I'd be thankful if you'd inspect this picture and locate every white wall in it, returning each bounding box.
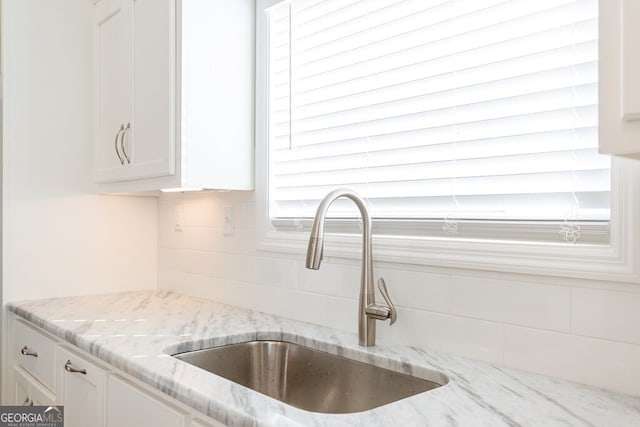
[1,0,158,303]
[158,190,640,397]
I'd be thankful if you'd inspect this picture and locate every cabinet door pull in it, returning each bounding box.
[22,397,31,406]
[120,122,131,164]
[114,124,125,165]
[64,360,87,375]
[21,346,38,358]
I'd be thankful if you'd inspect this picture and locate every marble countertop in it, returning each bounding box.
[8,291,640,427]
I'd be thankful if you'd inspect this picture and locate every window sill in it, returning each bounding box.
[257,159,640,283]
[259,230,637,283]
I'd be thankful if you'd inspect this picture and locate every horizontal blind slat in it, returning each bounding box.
[267,0,609,225]
[272,104,598,148]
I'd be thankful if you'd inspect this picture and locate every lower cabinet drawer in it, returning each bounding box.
[13,319,57,390]
[12,366,55,407]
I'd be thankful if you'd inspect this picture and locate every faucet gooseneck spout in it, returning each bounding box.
[305,188,397,347]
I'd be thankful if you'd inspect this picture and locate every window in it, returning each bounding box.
[256,0,639,282]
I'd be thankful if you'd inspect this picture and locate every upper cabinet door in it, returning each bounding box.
[94,0,175,183]
[128,0,176,180]
[95,0,133,181]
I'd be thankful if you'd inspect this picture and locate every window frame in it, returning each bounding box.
[255,0,640,283]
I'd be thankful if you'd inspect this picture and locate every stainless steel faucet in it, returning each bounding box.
[305,188,397,347]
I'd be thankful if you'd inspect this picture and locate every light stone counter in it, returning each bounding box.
[8,291,640,426]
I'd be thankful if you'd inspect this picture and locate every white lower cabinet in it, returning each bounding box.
[8,315,226,427]
[56,346,107,427]
[12,319,57,393]
[107,375,187,427]
[7,318,57,407]
[12,367,30,406]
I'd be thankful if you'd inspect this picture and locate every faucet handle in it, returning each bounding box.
[364,278,398,325]
[377,278,397,325]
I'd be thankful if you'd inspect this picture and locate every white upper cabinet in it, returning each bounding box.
[93,0,254,192]
[599,0,640,159]
[95,0,134,181]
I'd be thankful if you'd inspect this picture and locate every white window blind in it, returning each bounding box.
[266,0,610,243]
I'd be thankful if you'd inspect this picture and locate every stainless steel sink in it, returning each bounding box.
[172,340,445,414]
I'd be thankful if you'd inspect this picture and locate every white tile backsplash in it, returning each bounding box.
[246,255,299,288]
[376,268,451,313]
[451,276,571,332]
[379,307,505,365]
[504,325,640,397]
[572,287,640,345]
[324,296,358,333]
[298,260,361,298]
[202,252,249,281]
[159,225,220,252]
[157,191,640,397]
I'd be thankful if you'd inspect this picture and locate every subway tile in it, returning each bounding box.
[202,252,249,282]
[210,281,329,326]
[181,199,220,227]
[157,247,174,271]
[504,325,640,397]
[220,227,255,255]
[263,288,329,326]
[451,276,570,332]
[572,287,640,345]
[219,280,267,311]
[298,261,360,298]
[162,272,267,312]
[158,248,207,275]
[159,193,221,227]
[159,270,225,303]
[376,268,451,313]
[157,268,188,293]
[325,296,358,334]
[230,201,249,229]
[245,201,257,229]
[246,255,298,288]
[159,226,219,252]
[157,270,244,308]
[378,307,504,365]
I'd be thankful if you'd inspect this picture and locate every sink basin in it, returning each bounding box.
[172,340,445,414]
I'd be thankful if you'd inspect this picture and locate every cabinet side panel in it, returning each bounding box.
[181,0,255,189]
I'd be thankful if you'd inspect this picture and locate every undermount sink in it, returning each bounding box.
[172,340,445,414]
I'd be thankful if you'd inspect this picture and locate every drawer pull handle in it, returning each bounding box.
[64,360,87,375]
[21,346,38,358]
